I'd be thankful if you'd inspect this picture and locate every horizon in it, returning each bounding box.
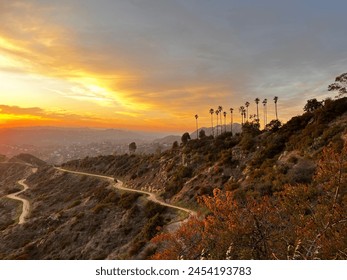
[1,1,346,132]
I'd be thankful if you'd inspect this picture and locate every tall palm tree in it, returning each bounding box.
[195,114,199,139]
[245,101,250,121]
[218,105,223,134]
[239,106,245,125]
[209,108,214,137]
[215,110,219,136]
[262,98,267,128]
[274,96,279,120]
[255,98,260,123]
[223,111,227,133]
[230,107,234,134]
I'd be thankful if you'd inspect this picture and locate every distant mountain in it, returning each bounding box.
[153,135,181,145]
[190,123,242,138]
[0,127,159,147]
[9,153,46,167]
[153,124,242,145]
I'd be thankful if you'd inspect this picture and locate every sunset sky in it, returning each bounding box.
[0,0,346,133]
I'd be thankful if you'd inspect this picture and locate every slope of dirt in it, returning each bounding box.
[0,166,177,259]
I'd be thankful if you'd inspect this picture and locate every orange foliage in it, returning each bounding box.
[151,143,347,259]
[150,216,204,260]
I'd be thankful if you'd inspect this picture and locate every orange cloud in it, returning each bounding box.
[0,1,237,121]
[0,104,192,132]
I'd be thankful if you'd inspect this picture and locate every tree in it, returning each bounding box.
[229,108,234,135]
[218,106,223,135]
[303,98,323,113]
[199,129,206,139]
[274,96,279,120]
[129,142,137,153]
[255,98,260,123]
[215,110,219,136]
[195,114,199,139]
[262,98,268,128]
[172,141,179,150]
[223,111,227,133]
[209,108,214,137]
[239,106,245,125]
[265,119,282,132]
[328,72,347,98]
[181,132,191,145]
[245,101,250,121]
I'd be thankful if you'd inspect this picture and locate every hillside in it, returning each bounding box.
[0,165,178,259]
[62,97,347,259]
[9,154,47,167]
[1,97,346,260]
[64,97,347,206]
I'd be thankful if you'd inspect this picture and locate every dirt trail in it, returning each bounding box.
[5,167,37,225]
[6,179,30,224]
[55,167,197,219]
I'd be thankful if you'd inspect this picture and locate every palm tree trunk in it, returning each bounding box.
[230,114,233,134]
[211,114,214,137]
[216,116,219,136]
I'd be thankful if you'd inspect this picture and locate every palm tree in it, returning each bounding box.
[223,111,227,133]
[230,108,234,134]
[195,114,199,139]
[262,98,267,128]
[239,106,245,125]
[245,101,250,121]
[209,108,214,137]
[215,110,219,136]
[218,105,223,134]
[274,96,279,120]
[255,98,260,123]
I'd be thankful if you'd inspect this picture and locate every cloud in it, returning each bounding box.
[0,0,346,130]
[0,105,44,116]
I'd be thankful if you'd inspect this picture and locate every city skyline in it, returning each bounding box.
[1,1,346,133]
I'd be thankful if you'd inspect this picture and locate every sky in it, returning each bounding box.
[0,0,346,133]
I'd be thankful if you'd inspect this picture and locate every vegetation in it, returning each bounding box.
[151,143,347,259]
[129,142,137,154]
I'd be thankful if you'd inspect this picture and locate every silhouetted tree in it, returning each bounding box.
[304,98,323,113]
[195,114,199,139]
[223,111,227,133]
[209,108,214,137]
[274,96,279,120]
[239,106,245,125]
[199,129,206,139]
[215,109,220,136]
[229,108,234,134]
[328,73,347,98]
[262,98,268,128]
[255,98,260,123]
[181,132,191,145]
[129,142,137,153]
[245,101,250,120]
[218,106,223,135]
[172,141,179,150]
[265,119,282,132]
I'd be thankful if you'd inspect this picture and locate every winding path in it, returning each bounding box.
[55,167,196,218]
[5,168,36,225]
